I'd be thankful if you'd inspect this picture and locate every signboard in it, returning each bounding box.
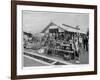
[49,28,58,33]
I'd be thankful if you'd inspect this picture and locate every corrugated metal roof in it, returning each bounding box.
[41,22,86,34]
[61,24,86,34]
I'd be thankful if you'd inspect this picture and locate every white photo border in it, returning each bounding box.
[17,5,95,75]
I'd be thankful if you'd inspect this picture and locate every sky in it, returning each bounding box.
[22,10,89,34]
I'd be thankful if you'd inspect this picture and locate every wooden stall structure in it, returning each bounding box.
[41,22,86,62]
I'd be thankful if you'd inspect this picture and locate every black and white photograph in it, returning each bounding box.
[22,10,89,67]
